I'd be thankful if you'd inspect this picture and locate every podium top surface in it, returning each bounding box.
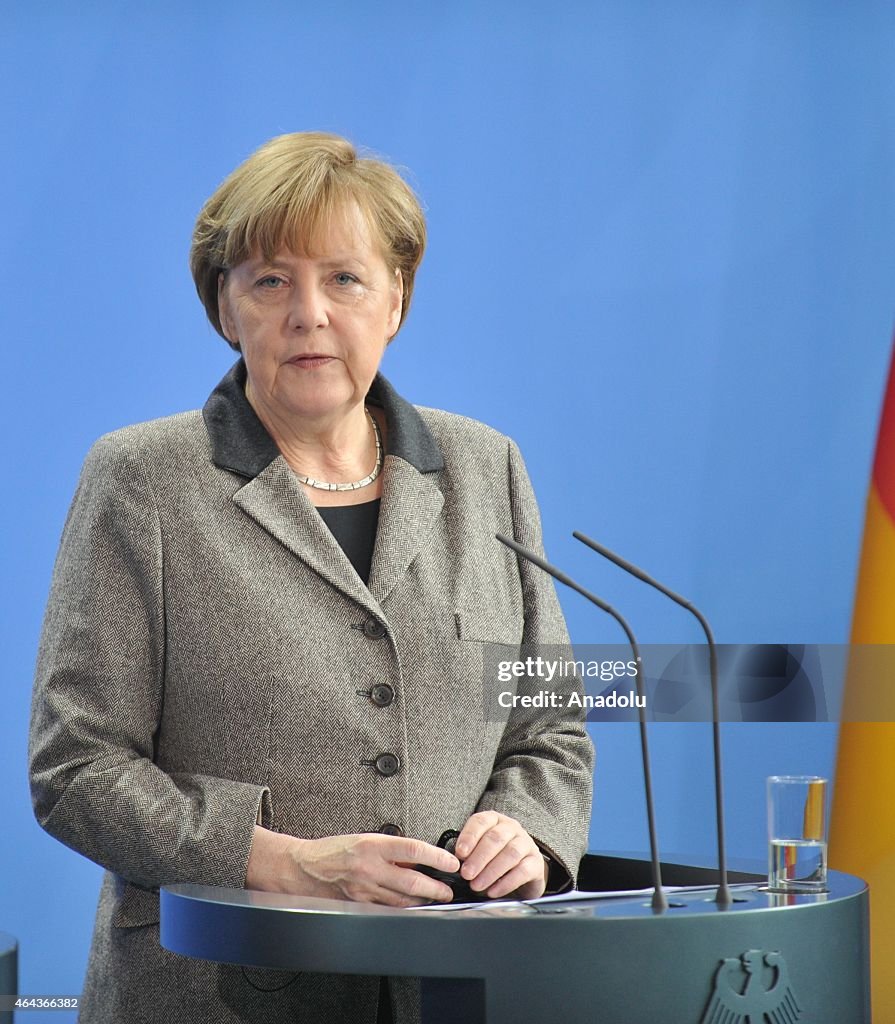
[162,867,864,924]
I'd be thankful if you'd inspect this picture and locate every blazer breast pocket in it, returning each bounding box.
[454,606,523,647]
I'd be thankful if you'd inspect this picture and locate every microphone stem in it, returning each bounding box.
[615,632,669,914]
[495,533,668,912]
[572,531,731,906]
[687,606,732,906]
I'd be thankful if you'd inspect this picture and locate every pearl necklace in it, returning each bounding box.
[292,408,383,492]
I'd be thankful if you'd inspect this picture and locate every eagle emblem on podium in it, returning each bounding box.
[701,949,801,1023]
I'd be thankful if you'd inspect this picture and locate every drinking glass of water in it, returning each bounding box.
[767,775,828,893]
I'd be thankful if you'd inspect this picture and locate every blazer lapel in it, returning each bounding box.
[204,360,447,615]
[233,457,380,614]
[368,455,445,607]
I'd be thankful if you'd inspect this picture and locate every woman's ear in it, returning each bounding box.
[217,272,238,346]
[387,268,404,341]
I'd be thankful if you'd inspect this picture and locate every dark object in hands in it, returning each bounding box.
[416,830,495,903]
[415,863,494,903]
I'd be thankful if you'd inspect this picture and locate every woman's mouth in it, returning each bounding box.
[288,354,334,368]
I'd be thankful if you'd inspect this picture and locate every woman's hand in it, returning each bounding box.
[454,811,548,900]
[246,826,461,907]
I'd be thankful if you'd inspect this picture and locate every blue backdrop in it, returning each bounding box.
[3,2,894,1016]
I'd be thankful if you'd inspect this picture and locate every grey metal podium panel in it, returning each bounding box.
[0,933,17,1024]
[161,870,869,1024]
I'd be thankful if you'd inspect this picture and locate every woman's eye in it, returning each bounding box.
[257,275,285,288]
[334,272,358,286]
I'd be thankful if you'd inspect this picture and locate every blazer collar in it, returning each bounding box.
[202,359,445,477]
[202,359,445,612]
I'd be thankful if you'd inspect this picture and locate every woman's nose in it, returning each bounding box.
[288,284,329,331]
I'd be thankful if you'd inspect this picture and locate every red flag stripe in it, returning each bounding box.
[873,346,895,521]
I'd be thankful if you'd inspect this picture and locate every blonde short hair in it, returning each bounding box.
[190,132,426,347]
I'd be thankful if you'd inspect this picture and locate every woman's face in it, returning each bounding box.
[219,203,402,428]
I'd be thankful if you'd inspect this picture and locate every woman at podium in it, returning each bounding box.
[28,132,594,1023]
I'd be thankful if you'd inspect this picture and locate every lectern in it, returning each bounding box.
[0,932,17,1024]
[161,855,869,1023]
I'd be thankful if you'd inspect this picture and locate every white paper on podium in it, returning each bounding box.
[412,882,759,912]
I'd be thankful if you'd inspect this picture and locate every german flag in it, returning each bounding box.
[830,340,895,1019]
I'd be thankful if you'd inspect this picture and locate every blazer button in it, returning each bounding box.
[370,683,395,708]
[363,618,387,639]
[380,823,404,837]
[375,753,401,777]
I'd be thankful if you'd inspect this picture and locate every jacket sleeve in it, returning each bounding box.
[28,435,271,892]
[474,439,595,891]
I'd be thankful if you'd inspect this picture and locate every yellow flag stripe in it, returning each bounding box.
[849,485,895,644]
[831,451,895,1017]
[831,486,895,866]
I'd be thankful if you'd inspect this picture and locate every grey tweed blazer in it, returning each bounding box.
[29,361,594,1024]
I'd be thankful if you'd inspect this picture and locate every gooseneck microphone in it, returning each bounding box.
[495,532,668,912]
[572,531,732,906]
